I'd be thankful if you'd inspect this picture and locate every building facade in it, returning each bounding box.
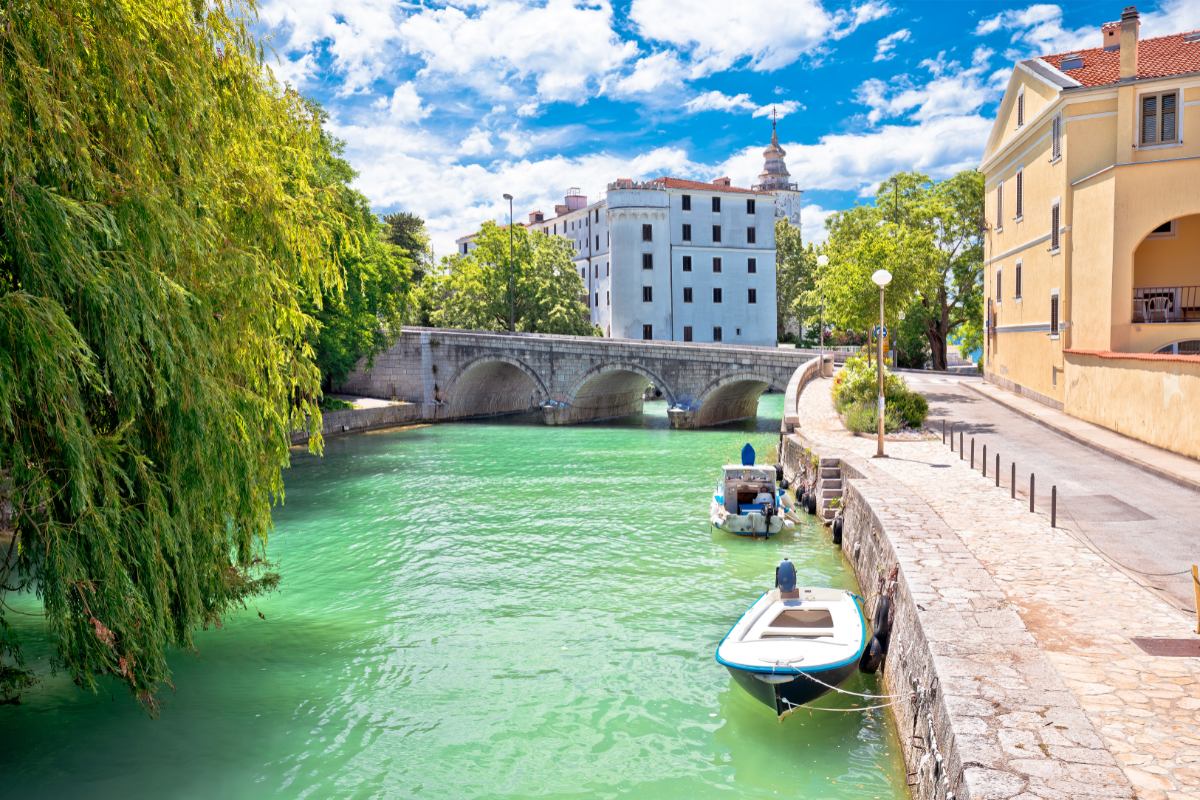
[980,5,1200,458]
[457,126,803,347]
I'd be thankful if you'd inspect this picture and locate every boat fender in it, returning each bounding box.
[806,493,817,516]
[775,559,797,592]
[774,463,784,481]
[832,517,843,545]
[873,596,893,644]
[859,636,884,674]
[779,478,789,490]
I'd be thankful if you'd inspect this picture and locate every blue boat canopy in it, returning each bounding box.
[741,443,755,466]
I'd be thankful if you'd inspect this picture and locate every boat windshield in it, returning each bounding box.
[768,609,834,628]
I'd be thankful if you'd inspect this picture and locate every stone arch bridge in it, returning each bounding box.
[338,327,828,428]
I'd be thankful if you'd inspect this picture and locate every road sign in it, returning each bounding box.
[874,326,888,338]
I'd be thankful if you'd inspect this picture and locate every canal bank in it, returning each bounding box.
[1,396,909,799]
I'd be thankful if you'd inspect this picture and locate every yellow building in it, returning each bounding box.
[981,6,1200,459]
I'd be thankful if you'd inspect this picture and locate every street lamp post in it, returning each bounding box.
[816,254,828,375]
[503,193,514,333]
[871,269,892,457]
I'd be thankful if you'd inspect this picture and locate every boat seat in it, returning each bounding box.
[739,503,767,513]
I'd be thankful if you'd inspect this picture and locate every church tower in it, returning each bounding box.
[752,110,803,229]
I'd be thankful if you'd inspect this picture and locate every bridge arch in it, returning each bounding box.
[443,355,550,419]
[689,370,786,428]
[558,361,676,423]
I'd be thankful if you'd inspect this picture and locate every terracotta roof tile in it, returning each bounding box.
[654,176,773,195]
[1042,29,1200,87]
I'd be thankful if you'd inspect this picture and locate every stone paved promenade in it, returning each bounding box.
[799,377,1200,799]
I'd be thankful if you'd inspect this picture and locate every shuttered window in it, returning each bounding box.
[747,226,756,244]
[643,253,653,269]
[683,326,692,342]
[713,257,722,273]
[1050,203,1061,251]
[1017,89,1025,127]
[1015,261,1022,299]
[747,199,756,214]
[1015,170,1023,219]
[748,258,757,274]
[1141,91,1179,145]
[996,267,1002,303]
[642,224,653,242]
[682,255,692,272]
[682,195,691,211]
[748,288,757,304]
[713,326,722,342]
[712,197,721,212]
[713,288,723,303]
[682,224,692,241]
[996,182,1004,230]
[1051,293,1060,334]
[683,287,693,303]
[643,324,652,340]
[712,225,722,242]
[643,286,653,302]
[1051,114,1062,160]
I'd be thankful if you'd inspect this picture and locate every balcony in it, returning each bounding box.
[1131,286,1200,323]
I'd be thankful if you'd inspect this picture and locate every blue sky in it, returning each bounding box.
[259,0,1199,256]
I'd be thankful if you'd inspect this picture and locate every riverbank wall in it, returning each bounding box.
[781,358,1128,800]
[290,403,425,446]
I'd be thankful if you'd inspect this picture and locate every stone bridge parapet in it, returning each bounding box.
[338,327,846,428]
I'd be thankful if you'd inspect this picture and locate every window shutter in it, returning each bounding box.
[987,298,994,341]
[997,268,1002,301]
[997,183,1004,229]
[1142,95,1157,144]
[1017,91,1025,126]
[1015,263,1022,298]
[1051,294,1060,334]
[1052,115,1061,160]
[1051,204,1060,250]
[1162,92,1177,142]
[1016,171,1023,218]
[642,224,652,242]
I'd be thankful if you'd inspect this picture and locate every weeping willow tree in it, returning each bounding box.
[0,0,348,708]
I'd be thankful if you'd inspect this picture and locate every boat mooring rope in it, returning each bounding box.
[765,658,917,701]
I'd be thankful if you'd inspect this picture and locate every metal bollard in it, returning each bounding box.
[996,453,1000,487]
[1011,462,1016,499]
[950,424,954,451]
[971,438,975,469]
[983,444,987,477]
[942,419,946,444]
[959,431,964,460]
[1051,486,1057,528]
[1030,473,1035,512]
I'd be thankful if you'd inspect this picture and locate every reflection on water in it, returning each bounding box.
[1,395,907,799]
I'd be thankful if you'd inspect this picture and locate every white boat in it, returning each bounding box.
[716,560,867,718]
[710,443,795,537]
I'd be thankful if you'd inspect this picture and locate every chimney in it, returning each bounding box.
[1101,20,1120,50]
[712,176,732,187]
[1119,6,1140,80]
[528,210,544,224]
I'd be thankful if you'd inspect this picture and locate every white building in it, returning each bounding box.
[457,124,802,347]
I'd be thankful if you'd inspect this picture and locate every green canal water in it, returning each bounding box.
[2,394,907,799]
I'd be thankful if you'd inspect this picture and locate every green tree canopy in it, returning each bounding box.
[383,212,433,284]
[422,223,598,336]
[0,0,346,708]
[775,219,818,341]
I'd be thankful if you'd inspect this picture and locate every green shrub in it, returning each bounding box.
[832,353,929,430]
[320,397,356,411]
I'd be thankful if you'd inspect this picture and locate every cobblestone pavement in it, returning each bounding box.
[799,377,1200,799]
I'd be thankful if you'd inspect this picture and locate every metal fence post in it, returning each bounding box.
[942,419,946,444]
[995,453,999,487]
[1030,473,1035,512]
[1051,486,1057,528]
[959,431,964,460]
[971,438,975,469]
[1011,462,1015,499]
[983,444,987,477]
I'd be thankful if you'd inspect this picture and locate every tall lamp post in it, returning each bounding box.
[503,193,515,332]
[816,254,828,373]
[871,269,892,457]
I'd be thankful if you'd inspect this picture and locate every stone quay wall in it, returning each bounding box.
[289,403,424,446]
[336,327,842,428]
[779,361,1130,800]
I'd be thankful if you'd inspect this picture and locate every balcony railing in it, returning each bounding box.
[1132,286,1200,323]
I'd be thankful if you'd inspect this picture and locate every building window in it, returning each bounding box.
[682,194,691,211]
[1015,168,1023,219]
[682,223,692,241]
[606,262,610,276]
[643,286,653,302]
[1016,87,1025,128]
[595,292,599,307]
[595,209,600,223]
[747,199,756,214]
[643,324,653,340]
[1014,260,1022,299]
[682,255,692,272]
[748,288,757,304]
[553,223,557,234]
[713,326,722,342]
[712,225,722,243]
[1140,91,1179,145]
[747,226,756,244]
[595,235,599,250]
[683,326,693,342]
[713,287,723,303]
[607,232,610,246]
[606,291,610,306]
[713,257,722,273]
[642,224,653,242]
[643,253,654,270]
[1050,291,1060,336]
[996,266,1002,303]
[748,258,757,274]
[1051,114,1062,161]
[683,287,693,303]
[996,181,1004,231]
[1050,201,1061,252]
[712,197,721,212]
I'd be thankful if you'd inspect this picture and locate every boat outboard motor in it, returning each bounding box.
[775,559,797,592]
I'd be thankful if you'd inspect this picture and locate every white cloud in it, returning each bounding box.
[630,0,892,75]
[798,204,838,244]
[460,128,494,156]
[873,28,911,61]
[516,102,541,118]
[1139,0,1200,37]
[398,0,637,103]
[752,101,803,118]
[685,91,758,114]
[374,81,432,122]
[974,4,1091,59]
[856,47,1003,124]
[609,51,686,96]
